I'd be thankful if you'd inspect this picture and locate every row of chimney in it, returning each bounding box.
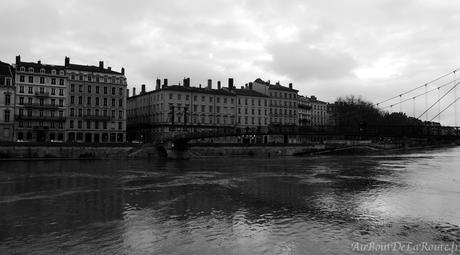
[15,55,125,75]
[130,78,237,97]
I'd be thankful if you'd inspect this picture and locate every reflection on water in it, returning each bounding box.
[1,148,460,254]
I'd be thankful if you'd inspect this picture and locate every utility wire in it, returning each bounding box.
[417,82,460,120]
[376,69,460,106]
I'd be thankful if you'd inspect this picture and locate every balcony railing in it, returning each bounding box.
[23,103,60,109]
[83,115,111,121]
[34,91,50,97]
[15,115,66,121]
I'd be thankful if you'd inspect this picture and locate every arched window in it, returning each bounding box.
[59,70,65,75]
[51,69,56,75]
[40,68,45,73]
[20,66,25,72]
[28,67,34,72]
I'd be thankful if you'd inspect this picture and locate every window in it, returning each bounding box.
[79,85,82,92]
[119,110,123,118]
[20,75,25,82]
[78,96,82,105]
[112,87,115,95]
[51,88,56,95]
[78,121,82,129]
[87,97,91,105]
[112,99,115,107]
[96,97,99,105]
[86,121,91,129]
[19,86,24,93]
[70,120,74,128]
[78,109,82,117]
[28,67,34,73]
[88,75,92,82]
[118,122,122,130]
[88,85,92,93]
[111,110,115,118]
[59,89,64,96]
[104,86,107,94]
[70,96,75,104]
[20,67,25,72]
[59,99,63,107]
[59,79,64,85]
[96,86,100,94]
[28,87,33,94]
[19,97,24,104]
[40,77,45,84]
[119,99,123,107]
[169,93,173,99]
[103,98,107,106]
[70,108,74,117]
[5,95,10,105]
[51,78,56,85]
[119,88,123,95]
[4,110,10,122]
[51,99,56,106]
[71,84,75,92]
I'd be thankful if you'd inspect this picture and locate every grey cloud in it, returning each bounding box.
[262,42,357,80]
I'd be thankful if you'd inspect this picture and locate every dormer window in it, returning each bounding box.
[59,70,64,75]
[20,67,25,72]
[28,67,34,72]
[51,69,56,75]
[40,68,45,73]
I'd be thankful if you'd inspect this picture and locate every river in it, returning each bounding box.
[1,147,460,254]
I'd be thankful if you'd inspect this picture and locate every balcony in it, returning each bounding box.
[34,91,50,97]
[23,103,60,110]
[83,115,111,121]
[15,115,66,121]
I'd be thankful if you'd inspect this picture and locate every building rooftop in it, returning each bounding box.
[254,78,298,92]
[16,61,66,74]
[0,61,13,77]
[66,63,123,75]
[232,88,269,97]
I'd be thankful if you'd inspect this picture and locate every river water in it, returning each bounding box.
[1,147,460,254]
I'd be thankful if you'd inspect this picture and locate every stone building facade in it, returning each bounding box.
[65,57,127,143]
[0,61,15,141]
[14,56,67,142]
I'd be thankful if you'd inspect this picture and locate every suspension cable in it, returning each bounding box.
[430,97,460,122]
[379,78,460,109]
[417,82,460,120]
[376,69,460,106]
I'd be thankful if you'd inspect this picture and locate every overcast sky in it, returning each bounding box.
[1,0,460,124]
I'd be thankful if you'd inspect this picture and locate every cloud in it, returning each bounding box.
[262,42,357,80]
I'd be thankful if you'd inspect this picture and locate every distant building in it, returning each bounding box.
[127,78,270,143]
[252,78,299,126]
[14,56,67,142]
[65,57,127,143]
[0,61,15,141]
[298,95,332,127]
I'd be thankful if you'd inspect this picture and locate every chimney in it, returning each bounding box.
[121,67,125,75]
[289,83,293,89]
[156,79,161,90]
[133,87,136,96]
[228,78,234,89]
[65,56,70,66]
[108,66,111,71]
[15,55,21,65]
[141,84,146,94]
[37,60,41,65]
[126,89,129,98]
[99,61,104,69]
[163,78,168,88]
[217,81,221,89]
[207,79,212,89]
[249,82,253,90]
[267,80,270,84]
[186,78,190,87]
[199,84,202,88]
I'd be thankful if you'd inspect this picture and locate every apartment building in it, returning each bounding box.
[301,95,331,127]
[252,78,298,126]
[14,56,67,142]
[127,78,271,143]
[0,61,15,141]
[65,57,127,143]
